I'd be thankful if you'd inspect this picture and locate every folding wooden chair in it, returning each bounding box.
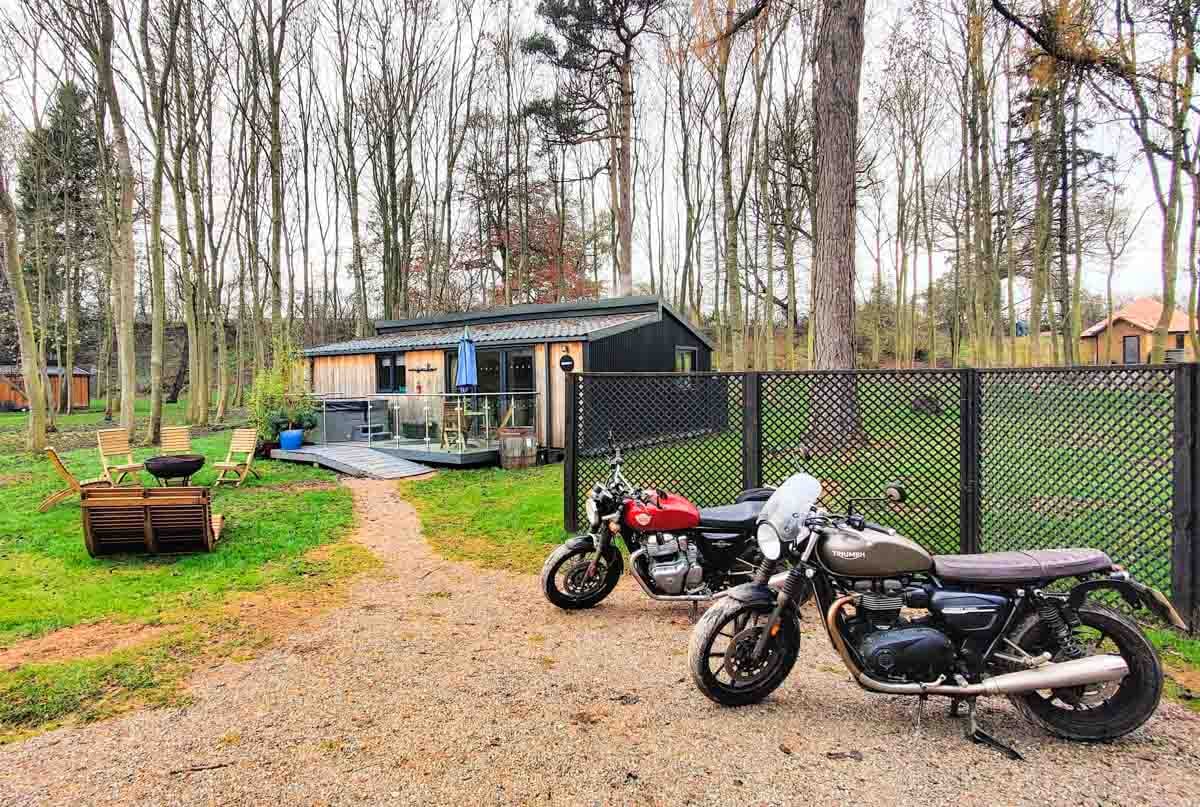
[96,428,144,485]
[440,398,465,450]
[40,447,112,512]
[213,428,260,487]
[159,425,192,454]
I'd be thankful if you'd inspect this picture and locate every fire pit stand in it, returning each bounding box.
[144,454,207,486]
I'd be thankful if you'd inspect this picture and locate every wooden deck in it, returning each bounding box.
[270,444,433,479]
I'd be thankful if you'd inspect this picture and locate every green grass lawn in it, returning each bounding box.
[400,464,568,575]
[0,431,374,741]
[0,396,232,454]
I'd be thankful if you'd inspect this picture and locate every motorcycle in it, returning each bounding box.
[688,473,1186,757]
[540,436,777,610]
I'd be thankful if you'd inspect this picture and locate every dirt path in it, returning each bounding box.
[3,478,1199,806]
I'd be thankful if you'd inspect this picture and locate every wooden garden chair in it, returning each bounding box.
[96,428,144,485]
[213,428,260,487]
[159,425,192,454]
[80,486,223,556]
[440,398,465,450]
[40,447,112,512]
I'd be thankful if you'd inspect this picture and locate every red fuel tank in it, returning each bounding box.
[623,491,700,532]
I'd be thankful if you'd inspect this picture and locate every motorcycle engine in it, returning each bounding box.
[851,591,954,683]
[644,533,704,595]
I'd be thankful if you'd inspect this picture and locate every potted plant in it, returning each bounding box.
[272,402,318,450]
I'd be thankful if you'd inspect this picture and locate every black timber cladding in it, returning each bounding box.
[586,309,712,372]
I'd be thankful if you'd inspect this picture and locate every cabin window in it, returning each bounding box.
[375,353,406,393]
[1177,334,1186,350]
[675,347,697,373]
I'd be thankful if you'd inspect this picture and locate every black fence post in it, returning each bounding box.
[1172,363,1198,633]
[958,368,981,554]
[564,372,580,532]
[743,372,761,492]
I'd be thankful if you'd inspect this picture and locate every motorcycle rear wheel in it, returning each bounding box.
[1005,602,1163,741]
[540,542,623,610]
[688,597,800,707]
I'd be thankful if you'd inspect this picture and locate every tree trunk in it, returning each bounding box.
[0,171,48,449]
[811,0,865,372]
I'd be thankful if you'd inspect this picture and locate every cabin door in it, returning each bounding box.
[1122,335,1141,364]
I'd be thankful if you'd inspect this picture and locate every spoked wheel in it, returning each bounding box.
[688,597,800,707]
[1005,603,1163,741]
[540,542,623,610]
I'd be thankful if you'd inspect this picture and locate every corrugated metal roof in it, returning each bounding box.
[0,365,93,376]
[304,313,657,357]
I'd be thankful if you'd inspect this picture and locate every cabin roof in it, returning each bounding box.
[303,312,660,357]
[1081,297,1190,338]
[0,365,93,377]
[304,296,712,357]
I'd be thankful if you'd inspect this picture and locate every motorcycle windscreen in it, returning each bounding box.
[758,473,822,542]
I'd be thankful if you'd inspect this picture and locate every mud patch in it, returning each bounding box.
[0,472,34,486]
[0,622,169,671]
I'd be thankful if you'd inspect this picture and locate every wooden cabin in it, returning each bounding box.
[1080,298,1196,365]
[303,297,712,449]
[0,365,92,410]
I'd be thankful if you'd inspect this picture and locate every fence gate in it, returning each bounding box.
[565,365,1200,631]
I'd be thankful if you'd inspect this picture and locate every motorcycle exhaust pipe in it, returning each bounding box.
[825,595,1129,698]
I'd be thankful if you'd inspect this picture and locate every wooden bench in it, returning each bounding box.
[80,487,224,556]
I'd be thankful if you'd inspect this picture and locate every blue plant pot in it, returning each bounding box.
[279,429,304,450]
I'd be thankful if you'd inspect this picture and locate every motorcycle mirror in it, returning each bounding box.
[885,483,906,504]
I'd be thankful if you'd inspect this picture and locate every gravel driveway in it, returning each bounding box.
[3,478,1199,806]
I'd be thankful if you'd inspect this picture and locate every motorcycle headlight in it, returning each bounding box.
[756,522,782,561]
[585,497,600,528]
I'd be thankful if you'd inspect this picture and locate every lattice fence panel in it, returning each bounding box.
[760,371,964,554]
[574,374,744,523]
[978,367,1176,594]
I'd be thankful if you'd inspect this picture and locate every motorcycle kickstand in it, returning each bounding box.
[963,698,1023,762]
[912,695,927,737]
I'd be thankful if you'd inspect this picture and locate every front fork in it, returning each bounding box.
[751,563,808,661]
[586,529,614,579]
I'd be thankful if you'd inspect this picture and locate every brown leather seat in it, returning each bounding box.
[932,549,1112,584]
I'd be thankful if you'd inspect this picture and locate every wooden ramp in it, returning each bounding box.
[270,444,432,480]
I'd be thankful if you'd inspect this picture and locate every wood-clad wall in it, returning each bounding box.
[533,344,548,446]
[0,374,89,409]
[548,342,584,448]
[311,355,375,396]
[402,349,445,395]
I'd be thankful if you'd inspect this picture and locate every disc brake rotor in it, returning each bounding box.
[721,624,778,686]
[561,556,606,597]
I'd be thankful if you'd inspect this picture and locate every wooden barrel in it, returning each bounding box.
[499,426,537,469]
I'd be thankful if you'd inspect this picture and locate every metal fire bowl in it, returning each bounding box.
[145,454,206,480]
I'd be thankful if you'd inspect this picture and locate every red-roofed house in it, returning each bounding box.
[1080,297,1195,364]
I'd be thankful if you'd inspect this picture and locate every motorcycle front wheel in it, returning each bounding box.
[540,542,624,610]
[1005,602,1163,741]
[688,597,800,707]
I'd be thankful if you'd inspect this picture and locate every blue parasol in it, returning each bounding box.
[455,326,477,392]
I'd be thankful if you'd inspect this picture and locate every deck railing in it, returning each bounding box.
[307,392,539,455]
